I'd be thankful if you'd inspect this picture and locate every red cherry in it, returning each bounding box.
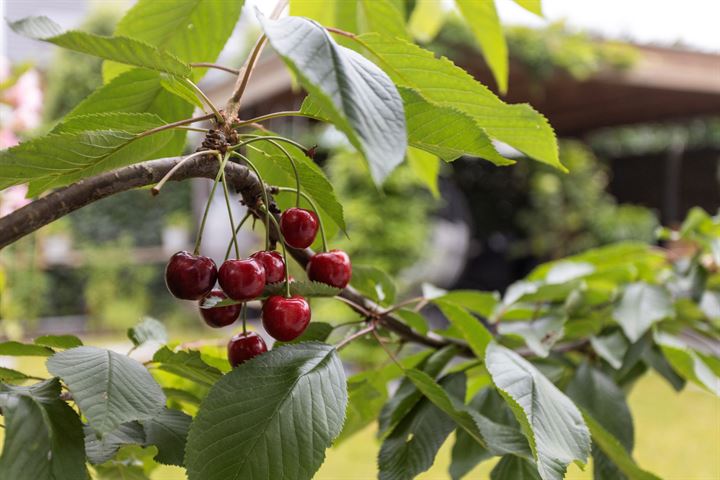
[227,331,267,367]
[199,290,240,328]
[280,208,319,249]
[262,295,311,341]
[250,251,286,284]
[165,251,217,300]
[307,249,352,289]
[218,258,266,301]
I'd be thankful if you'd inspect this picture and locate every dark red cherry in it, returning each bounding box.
[262,295,311,341]
[199,290,240,328]
[218,258,266,301]
[307,249,352,289]
[280,208,319,249]
[227,331,267,367]
[165,251,217,300]
[250,251,286,284]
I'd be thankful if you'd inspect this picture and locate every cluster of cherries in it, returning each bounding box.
[164,206,351,367]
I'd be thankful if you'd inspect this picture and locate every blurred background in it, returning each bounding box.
[1,0,718,478]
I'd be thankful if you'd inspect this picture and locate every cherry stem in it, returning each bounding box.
[230,152,271,251]
[382,296,426,315]
[136,112,215,139]
[176,126,210,133]
[151,150,218,196]
[233,110,323,127]
[334,296,374,317]
[241,302,247,334]
[224,212,252,261]
[184,78,223,123]
[335,323,376,351]
[325,26,357,38]
[262,205,292,298]
[218,153,240,259]
[230,34,267,105]
[228,135,309,155]
[190,62,241,75]
[193,158,225,255]
[264,138,301,208]
[276,187,328,252]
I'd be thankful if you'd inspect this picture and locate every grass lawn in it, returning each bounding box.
[2,336,718,479]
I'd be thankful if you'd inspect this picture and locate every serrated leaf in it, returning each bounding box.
[498,313,566,357]
[159,74,205,109]
[0,116,173,193]
[485,343,590,480]
[128,317,168,348]
[275,322,334,347]
[142,408,192,466]
[359,33,563,171]
[0,366,31,382]
[185,343,347,480]
[47,346,166,435]
[85,422,146,465]
[104,0,244,82]
[590,331,629,370]
[655,332,720,396]
[260,15,407,184]
[400,87,513,165]
[378,373,465,480]
[33,334,83,349]
[0,341,54,356]
[0,378,87,480]
[435,300,493,358]
[456,0,508,93]
[152,346,223,388]
[491,455,542,480]
[10,16,190,77]
[351,265,397,306]
[247,135,346,232]
[613,282,673,342]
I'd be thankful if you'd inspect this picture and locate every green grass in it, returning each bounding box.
[2,336,718,479]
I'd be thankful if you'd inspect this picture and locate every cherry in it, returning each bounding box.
[250,251,286,284]
[227,331,267,367]
[280,208,319,249]
[218,258,266,301]
[262,295,311,341]
[165,251,217,300]
[199,290,240,328]
[307,249,352,289]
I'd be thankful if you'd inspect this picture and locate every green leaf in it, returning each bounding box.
[10,16,190,77]
[456,0,508,94]
[152,346,223,388]
[94,445,158,480]
[491,455,542,480]
[379,345,458,437]
[0,115,173,193]
[128,317,168,348]
[359,34,563,171]
[590,331,629,370]
[248,136,346,232]
[260,15,407,184]
[104,0,244,82]
[613,282,673,342]
[513,0,544,16]
[497,313,566,357]
[655,332,720,396]
[378,373,465,480]
[47,346,166,435]
[33,334,83,349]
[409,0,447,43]
[159,74,204,109]
[485,343,590,480]
[142,408,192,466]
[162,387,201,407]
[185,343,347,480]
[641,344,686,392]
[357,0,409,40]
[0,378,87,480]
[400,87,512,165]
[438,290,500,317]
[0,366,31,382]
[406,147,440,197]
[0,341,54,356]
[351,265,397,306]
[406,369,531,458]
[274,322,334,347]
[395,309,429,335]
[85,422,145,465]
[435,300,493,358]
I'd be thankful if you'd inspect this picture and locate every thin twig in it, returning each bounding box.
[325,26,357,38]
[382,296,426,315]
[190,62,241,75]
[334,295,375,317]
[184,78,224,123]
[151,150,218,195]
[336,323,376,350]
